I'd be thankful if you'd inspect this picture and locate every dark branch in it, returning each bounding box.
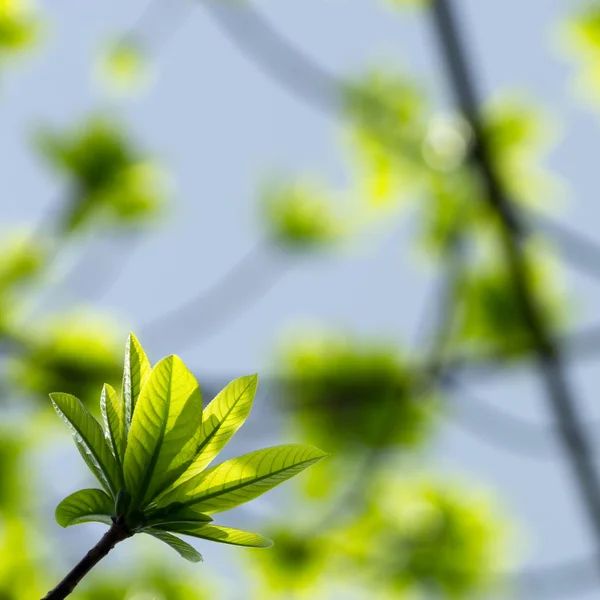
[42,519,131,600]
[429,0,600,577]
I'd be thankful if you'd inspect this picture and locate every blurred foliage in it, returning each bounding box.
[7,313,122,405]
[455,238,567,359]
[0,231,45,336]
[0,433,23,510]
[249,526,333,592]
[96,38,150,96]
[0,516,46,600]
[261,178,341,248]
[80,565,210,600]
[340,478,507,599]
[344,69,428,207]
[277,331,437,451]
[564,2,600,106]
[480,98,560,210]
[36,115,168,231]
[0,0,40,62]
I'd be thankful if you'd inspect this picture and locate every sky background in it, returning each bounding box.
[4,0,600,598]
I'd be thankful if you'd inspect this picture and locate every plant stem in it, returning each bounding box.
[42,518,131,600]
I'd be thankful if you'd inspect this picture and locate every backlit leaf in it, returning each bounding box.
[100,383,124,474]
[50,392,120,495]
[123,355,203,506]
[122,332,151,433]
[158,444,327,513]
[157,523,273,548]
[55,488,114,528]
[167,375,257,491]
[145,530,203,562]
[145,503,213,528]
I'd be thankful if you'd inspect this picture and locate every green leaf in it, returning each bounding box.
[123,355,203,506]
[145,503,213,528]
[100,383,124,475]
[50,392,120,495]
[166,375,257,493]
[55,488,114,528]
[155,523,273,548]
[122,332,151,434]
[158,444,328,513]
[145,530,203,562]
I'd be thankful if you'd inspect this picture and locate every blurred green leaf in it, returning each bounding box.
[9,313,122,405]
[343,69,428,206]
[0,230,45,293]
[96,37,150,96]
[278,332,436,450]
[35,115,168,231]
[564,3,600,106]
[342,478,508,598]
[261,178,341,247]
[248,526,332,590]
[0,0,40,60]
[456,239,567,359]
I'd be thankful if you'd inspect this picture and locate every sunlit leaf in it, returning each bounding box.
[168,375,257,490]
[158,444,327,513]
[122,332,151,435]
[50,392,120,495]
[100,383,124,472]
[145,503,213,528]
[55,488,114,527]
[145,530,203,562]
[156,523,273,548]
[123,355,203,506]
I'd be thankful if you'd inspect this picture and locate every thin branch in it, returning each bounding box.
[430,0,600,580]
[42,518,131,600]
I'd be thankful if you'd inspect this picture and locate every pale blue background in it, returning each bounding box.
[4,0,600,598]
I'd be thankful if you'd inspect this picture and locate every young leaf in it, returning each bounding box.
[55,488,114,528]
[145,530,203,562]
[100,383,124,474]
[145,503,213,527]
[154,523,274,548]
[123,355,203,506]
[164,375,257,493]
[158,444,328,513]
[50,392,120,495]
[122,332,151,433]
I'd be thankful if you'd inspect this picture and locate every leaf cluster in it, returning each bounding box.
[52,333,327,562]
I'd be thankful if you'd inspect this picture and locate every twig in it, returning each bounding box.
[41,518,131,600]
